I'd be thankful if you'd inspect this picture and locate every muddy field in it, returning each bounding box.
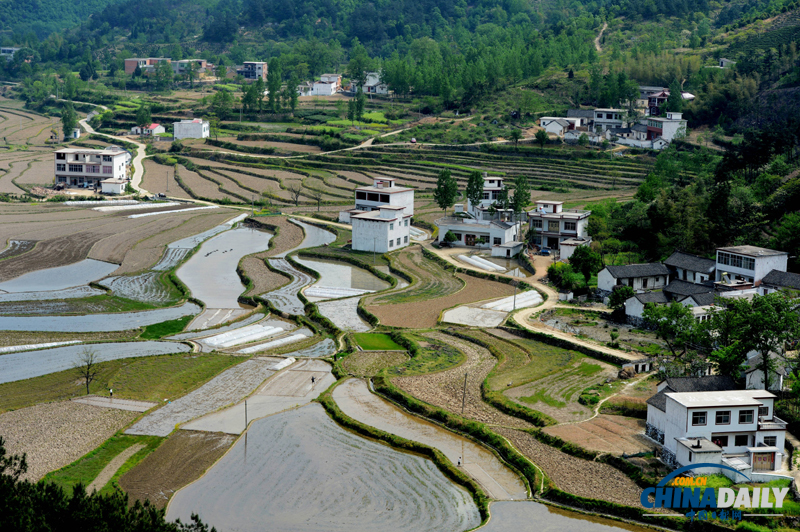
[264,258,314,315]
[0,401,138,481]
[119,430,236,509]
[166,404,481,532]
[101,272,178,303]
[342,351,410,377]
[141,160,192,199]
[543,415,651,455]
[394,332,531,429]
[315,296,371,332]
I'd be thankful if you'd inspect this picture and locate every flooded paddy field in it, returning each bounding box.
[0,259,118,291]
[0,341,191,384]
[167,404,482,532]
[0,286,105,302]
[294,257,390,292]
[235,328,313,354]
[125,358,283,437]
[478,501,651,532]
[334,379,527,500]
[183,359,333,434]
[0,240,35,261]
[177,227,272,309]
[100,272,179,304]
[0,301,200,332]
[275,219,336,257]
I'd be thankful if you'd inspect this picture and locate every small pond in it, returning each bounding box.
[0,259,119,292]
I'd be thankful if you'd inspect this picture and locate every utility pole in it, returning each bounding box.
[461,372,467,467]
[512,280,518,310]
[245,399,248,430]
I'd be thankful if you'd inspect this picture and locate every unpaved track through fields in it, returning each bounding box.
[86,443,145,493]
[394,333,532,429]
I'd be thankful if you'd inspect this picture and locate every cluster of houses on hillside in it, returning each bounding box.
[122,58,271,81]
[130,119,210,140]
[296,72,388,96]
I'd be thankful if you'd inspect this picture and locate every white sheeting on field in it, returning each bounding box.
[0,340,81,354]
[236,333,308,354]
[93,202,180,212]
[203,324,286,348]
[481,290,542,312]
[458,254,502,272]
[303,286,373,299]
[470,254,506,272]
[128,206,218,218]
[65,200,138,206]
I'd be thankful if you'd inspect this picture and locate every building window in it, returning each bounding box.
[404,220,408,227]
[56,164,65,172]
[493,238,501,245]
[739,410,754,424]
[716,411,731,425]
[103,155,112,162]
[397,238,401,246]
[356,191,367,200]
[642,278,648,289]
[758,407,769,418]
[531,219,542,229]
[389,223,394,230]
[454,233,462,241]
[564,221,576,231]
[692,412,707,426]
[367,192,379,202]
[404,236,408,243]
[56,153,66,160]
[103,166,112,174]
[380,194,389,203]
[764,436,777,447]
[483,192,490,200]
[688,451,692,462]
[548,221,560,232]
[712,436,729,447]
[68,164,83,172]
[734,435,749,446]
[389,239,393,248]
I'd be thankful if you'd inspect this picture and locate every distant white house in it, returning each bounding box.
[312,81,337,96]
[358,72,389,95]
[100,178,126,195]
[715,245,788,285]
[0,47,20,62]
[596,263,670,295]
[539,117,575,137]
[351,205,412,253]
[759,270,800,295]
[338,177,414,224]
[435,217,519,249]
[593,108,625,132]
[527,200,591,251]
[55,146,130,188]
[564,129,602,145]
[173,119,210,140]
[664,250,716,284]
[319,74,342,91]
[646,388,787,479]
[131,123,165,136]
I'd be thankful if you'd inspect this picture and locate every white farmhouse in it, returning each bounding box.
[358,72,389,95]
[644,112,687,142]
[130,123,165,136]
[593,108,625,132]
[527,200,591,251]
[55,146,130,189]
[173,119,210,140]
[312,81,337,96]
[715,245,788,284]
[435,217,518,249]
[596,263,670,295]
[350,206,411,253]
[339,177,414,223]
[538,117,572,137]
[646,387,787,479]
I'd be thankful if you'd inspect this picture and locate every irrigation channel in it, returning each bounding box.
[167,404,483,532]
[0,341,191,384]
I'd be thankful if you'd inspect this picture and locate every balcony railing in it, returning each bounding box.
[758,415,788,431]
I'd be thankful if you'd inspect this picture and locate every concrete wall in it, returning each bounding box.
[716,252,787,283]
[354,189,414,216]
[597,268,617,292]
[174,121,210,140]
[352,217,410,253]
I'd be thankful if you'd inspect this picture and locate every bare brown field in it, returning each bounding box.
[241,255,289,296]
[393,332,532,429]
[0,160,31,193]
[493,427,648,508]
[213,169,293,201]
[0,401,138,481]
[119,430,235,509]
[202,169,254,200]
[89,215,197,265]
[366,273,514,329]
[342,351,409,377]
[235,139,322,154]
[176,165,232,201]
[329,170,372,186]
[542,414,650,455]
[115,210,238,273]
[260,216,304,257]
[14,158,54,185]
[142,160,192,199]
[0,232,107,280]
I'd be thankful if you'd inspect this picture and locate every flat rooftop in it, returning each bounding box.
[676,438,721,453]
[717,246,787,257]
[355,184,414,193]
[55,147,127,155]
[666,389,775,408]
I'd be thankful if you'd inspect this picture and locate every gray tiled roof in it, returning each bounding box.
[647,376,738,412]
[632,124,648,132]
[634,291,669,304]
[761,269,800,290]
[687,292,716,306]
[605,263,670,279]
[664,251,716,273]
[567,109,595,119]
[663,280,714,297]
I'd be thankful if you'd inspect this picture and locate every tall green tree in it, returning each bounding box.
[642,301,697,360]
[433,169,459,216]
[510,174,531,223]
[535,129,549,151]
[253,77,266,114]
[465,171,485,217]
[267,58,282,113]
[60,102,77,140]
[211,90,233,120]
[355,87,366,122]
[287,75,299,113]
[568,245,603,285]
[663,79,684,113]
[155,60,173,91]
[346,39,372,90]
[135,104,151,128]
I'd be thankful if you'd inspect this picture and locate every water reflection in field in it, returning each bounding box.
[294,257,389,291]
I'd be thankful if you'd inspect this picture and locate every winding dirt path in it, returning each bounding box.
[595,22,608,53]
[87,443,145,493]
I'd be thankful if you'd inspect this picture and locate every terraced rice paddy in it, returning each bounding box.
[334,379,526,500]
[295,257,389,292]
[315,296,371,332]
[0,341,191,384]
[275,219,336,257]
[167,404,482,532]
[480,502,650,531]
[100,272,179,303]
[0,285,104,302]
[0,259,118,291]
[182,359,334,434]
[264,258,314,314]
[125,358,279,437]
[286,338,336,358]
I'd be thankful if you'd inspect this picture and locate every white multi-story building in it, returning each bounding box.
[644,111,687,142]
[646,388,787,478]
[339,177,414,223]
[1,47,20,62]
[54,147,130,188]
[173,119,210,140]
[527,200,591,250]
[350,206,411,253]
[319,74,342,91]
[593,108,625,132]
[312,81,337,96]
[715,245,788,284]
[238,61,267,81]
